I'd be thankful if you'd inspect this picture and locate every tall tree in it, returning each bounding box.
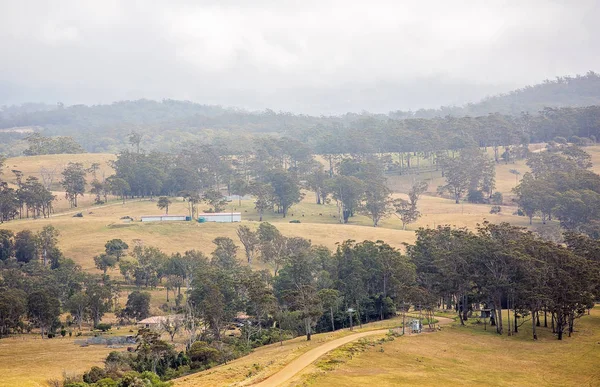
[37,225,59,267]
[330,175,365,223]
[157,196,172,214]
[0,229,14,261]
[265,170,302,218]
[105,239,129,261]
[27,290,60,338]
[236,225,259,265]
[274,243,322,341]
[61,162,86,207]
[361,183,393,227]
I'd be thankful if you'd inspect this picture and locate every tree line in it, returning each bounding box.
[0,156,55,222]
[1,75,600,155]
[106,135,501,228]
[514,144,600,238]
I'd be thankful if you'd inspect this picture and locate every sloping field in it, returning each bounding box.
[299,307,600,387]
[2,153,115,182]
[0,334,117,387]
[0,197,417,271]
[2,153,116,212]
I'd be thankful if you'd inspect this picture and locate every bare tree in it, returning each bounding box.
[39,166,60,190]
[160,315,184,342]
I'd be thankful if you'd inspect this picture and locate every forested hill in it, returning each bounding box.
[390,71,600,119]
[0,72,599,154]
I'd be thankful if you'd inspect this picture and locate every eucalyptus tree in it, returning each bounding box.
[61,162,87,207]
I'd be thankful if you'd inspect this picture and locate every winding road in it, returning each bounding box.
[252,316,453,387]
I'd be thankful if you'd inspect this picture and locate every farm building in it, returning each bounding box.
[198,212,241,223]
[138,315,183,329]
[141,215,190,222]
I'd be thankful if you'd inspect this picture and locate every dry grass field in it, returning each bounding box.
[175,316,412,387]
[296,307,600,387]
[2,153,116,212]
[0,332,122,387]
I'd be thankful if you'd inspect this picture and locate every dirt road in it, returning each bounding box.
[252,316,453,387]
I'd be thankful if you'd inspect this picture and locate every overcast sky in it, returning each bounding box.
[1,0,599,114]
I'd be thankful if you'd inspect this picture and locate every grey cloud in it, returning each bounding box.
[0,0,599,114]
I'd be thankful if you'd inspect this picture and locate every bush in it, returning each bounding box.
[83,366,106,383]
[289,220,301,223]
[95,379,119,387]
[47,333,55,338]
[95,323,112,332]
[467,190,485,204]
[491,192,503,205]
[490,206,502,214]
[119,371,170,387]
[120,291,151,321]
[188,341,221,368]
[554,136,567,144]
[61,329,67,337]
[64,383,89,387]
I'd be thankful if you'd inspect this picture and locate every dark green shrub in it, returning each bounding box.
[467,190,485,204]
[188,341,220,368]
[95,379,119,387]
[83,366,106,383]
[95,323,112,332]
[491,192,503,205]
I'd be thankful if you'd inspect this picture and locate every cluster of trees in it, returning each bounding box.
[0,158,55,221]
[111,139,450,228]
[3,220,598,386]
[410,222,599,340]
[1,74,600,154]
[0,227,119,337]
[23,133,85,156]
[437,148,496,204]
[514,145,600,237]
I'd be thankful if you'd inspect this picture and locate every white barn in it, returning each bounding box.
[198,212,241,223]
[141,215,188,222]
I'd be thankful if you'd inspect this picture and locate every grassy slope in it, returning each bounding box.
[2,153,116,212]
[297,307,600,387]
[0,332,122,387]
[175,317,411,387]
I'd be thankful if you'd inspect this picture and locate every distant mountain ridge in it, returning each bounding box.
[389,71,600,119]
[0,71,599,155]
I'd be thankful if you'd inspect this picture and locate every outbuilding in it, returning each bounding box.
[198,212,241,223]
[141,215,189,222]
[138,315,184,329]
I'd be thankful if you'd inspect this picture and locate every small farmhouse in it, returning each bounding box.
[138,315,183,329]
[141,215,190,222]
[198,212,241,223]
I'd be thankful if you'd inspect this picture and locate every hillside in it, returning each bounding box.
[7,145,600,270]
[390,71,600,118]
[1,72,599,155]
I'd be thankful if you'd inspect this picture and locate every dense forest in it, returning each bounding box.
[1,72,599,155]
